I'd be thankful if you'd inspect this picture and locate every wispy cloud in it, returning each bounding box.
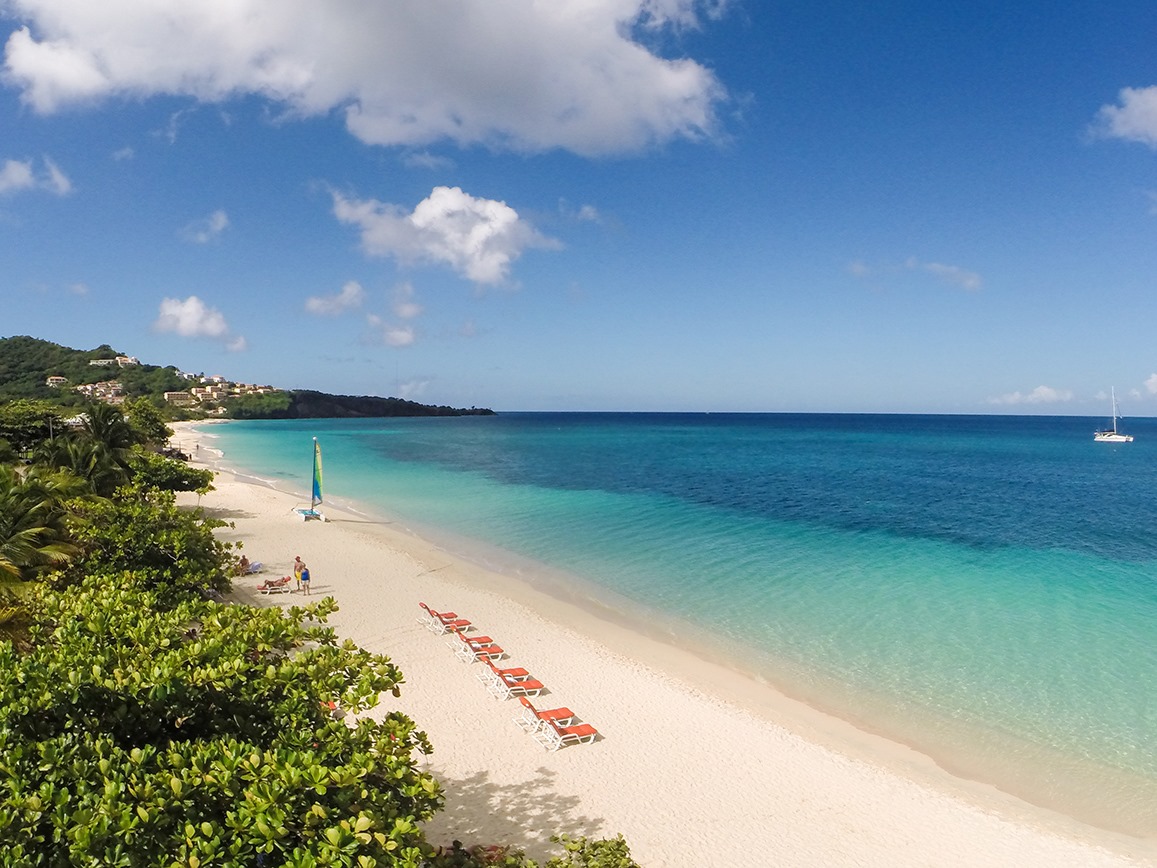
[392,282,422,320]
[987,385,1073,406]
[333,185,560,285]
[305,280,366,316]
[2,2,727,156]
[153,295,246,350]
[366,313,416,347]
[0,156,72,196]
[182,209,230,244]
[401,151,455,171]
[1094,86,1157,148]
[849,257,982,291]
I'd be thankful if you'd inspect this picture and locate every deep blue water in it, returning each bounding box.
[190,412,1157,836]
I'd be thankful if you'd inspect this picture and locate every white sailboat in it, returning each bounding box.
[1094,388,1133,442]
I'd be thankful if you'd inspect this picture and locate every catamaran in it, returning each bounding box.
[1094,388,1133,443]
[295,437,328,520]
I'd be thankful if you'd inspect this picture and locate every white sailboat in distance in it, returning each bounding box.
[1094,388,1134,443]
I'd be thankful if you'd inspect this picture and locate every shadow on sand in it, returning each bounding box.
[423,766,606,860]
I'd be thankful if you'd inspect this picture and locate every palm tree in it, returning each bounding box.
[0,465,83,581]
[82,402,139,460]
[33,436,128,498]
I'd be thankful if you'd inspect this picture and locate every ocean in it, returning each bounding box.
[190,412,1157,838]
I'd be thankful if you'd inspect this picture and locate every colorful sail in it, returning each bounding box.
[311,437,323,508]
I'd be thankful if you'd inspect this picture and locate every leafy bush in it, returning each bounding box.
[0,582,442,866]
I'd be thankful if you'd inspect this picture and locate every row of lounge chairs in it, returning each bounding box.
[417,602,599,751]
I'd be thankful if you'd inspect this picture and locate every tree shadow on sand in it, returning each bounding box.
[196,507,256,520]
[424,766,607,860]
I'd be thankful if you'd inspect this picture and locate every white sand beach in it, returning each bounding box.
[176,434,1154,867]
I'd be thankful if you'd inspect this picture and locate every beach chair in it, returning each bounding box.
[244,561,263,575]
[513,696,576,734]
[417,602,471,634]
[448,632,506,662]
[474,657,531,688]
[257,576,291,595]
[531,716,599,751]
[417,602,459,628]
[480,659,545,700]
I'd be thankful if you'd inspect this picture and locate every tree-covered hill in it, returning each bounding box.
[0,336,494,418]
[0,336,188,403]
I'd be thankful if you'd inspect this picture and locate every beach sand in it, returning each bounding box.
[176,433,1154,867]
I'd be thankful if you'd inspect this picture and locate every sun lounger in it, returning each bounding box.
[474,657,530,687]
[257,576,292,595]
[484,663,545,700]
[513,696,576,733]
[449,632,506,662]
[417,602,459,628]
[417,602,471,634]
[244,561,263,575]
[531,716,599,751]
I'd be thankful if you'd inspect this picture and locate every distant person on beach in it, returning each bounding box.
[293,556,305,591]
[236,554,250,576]
[300,566,311,595]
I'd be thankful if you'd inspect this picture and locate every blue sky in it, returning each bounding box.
[2,1,1157,414]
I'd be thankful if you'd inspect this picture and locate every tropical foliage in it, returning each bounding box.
[0,392,634,865]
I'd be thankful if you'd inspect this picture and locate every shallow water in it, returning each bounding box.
[191,413,1157,836]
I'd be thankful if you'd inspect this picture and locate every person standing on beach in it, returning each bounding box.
[300,565,311,595]
[293,556,305,591]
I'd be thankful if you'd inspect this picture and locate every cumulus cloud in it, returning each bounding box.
[3,0,728,156]
[392,282,422,320]
[305,280,365,316]
[1094,86,1157,148]
[987,385,1073,406]
[849,257,982,291]
[153,295,246,350]
[1145,373,1157,394]
[0,155,71,195]
[182,209,229,243]
[334,185,559,285]
[366,312,415,347]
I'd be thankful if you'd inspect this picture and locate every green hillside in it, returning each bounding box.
[0,336,493,418]
[0,336,188,404]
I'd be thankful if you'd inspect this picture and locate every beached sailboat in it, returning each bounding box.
[295,437,328,520]
[1094,389,1133,443]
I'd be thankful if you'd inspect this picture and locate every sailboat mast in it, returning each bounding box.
[310,437,322,511]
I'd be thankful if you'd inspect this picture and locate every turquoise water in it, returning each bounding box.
[191,413,1157,836]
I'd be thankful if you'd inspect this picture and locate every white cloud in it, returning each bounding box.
[334,185,559,285]
[305,280,365,316]
[0,155,71,195]
[1095,86,1157,148]
[153,295,246,349]
[402,151,455,171]
[2,1,727,156]
[383,325,415,347]
[112,146,134,161]
[365,312,416,347]
[67,282,89,295]
[1145,373,1157,394]
[849,257,981,291]
[904,257,982,291]
[0,159,35,193]
[182,209,229,243]
[397,378,429,399]
[987,385,1074,406]
[392,282,422,320]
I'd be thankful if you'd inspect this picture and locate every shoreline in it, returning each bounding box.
[173,422,1154,866]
